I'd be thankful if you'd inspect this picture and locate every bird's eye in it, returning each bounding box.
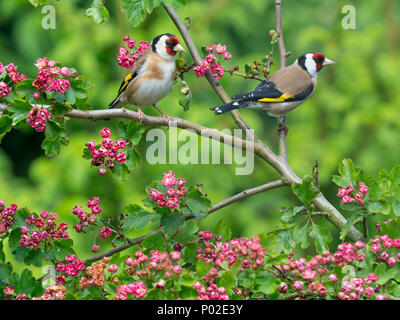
[166,41,175,48]
[313,57,323,63]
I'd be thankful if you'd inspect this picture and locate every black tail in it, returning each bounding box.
[108,96,120,109]
[210,100,249,115]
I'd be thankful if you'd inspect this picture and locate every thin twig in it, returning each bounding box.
[275,0,288,164]
[85,180,285,263]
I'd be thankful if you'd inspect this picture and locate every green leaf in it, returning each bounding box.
[122,0,163,27]
[125,148,140,171]
[86,0,109,24]
[121,204,152,232]
[255,271,278,295]
[368,199,391,215]
[16,269,37,294]
[185,188,211,219]
[280,206,305,223]
[42,119,69,157]
[0,263,12,283]
[8,100,32,124]
[0,115,13,142]
[335,158,359,187]
[339,213,363,241]
[112,162,130,180]
[218,262,241,292]
[309,222,332,252]
[24,249,43,267]
[28,0,48,7]
[293,221,311,249]
[161,213,185,234]
[0,242,5,262]
[292,175,318,206]
[174,220,199,243]
[214,219,231,241]
[196,258,212,277]
[141,232,164,251]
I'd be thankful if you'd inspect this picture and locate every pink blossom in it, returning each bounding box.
[215,44,227,55]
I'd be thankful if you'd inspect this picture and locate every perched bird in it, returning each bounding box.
[109,33,185,121]
[210,53,335,130]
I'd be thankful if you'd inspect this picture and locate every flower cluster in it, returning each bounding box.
[72,196,102,233]
[196,231,266,271]
[117,36,150,69]
[115,282,147,300]
[337,182,368,206]
[276,241,388,300]
[149,171,187,209]
[56,255,86,284]
[0,81,10,98]
[79,257,109,290]
[0,200,17,235]
[86,128,128,175]
[193,43,231,79]
[32,57,71,94]
[370,234,400,267]
[193,282,229,300]
[26,106,51,132]
[3,62,27,85]
[20,211,69,250]
[31,284,66,300]
[125,249,183,279]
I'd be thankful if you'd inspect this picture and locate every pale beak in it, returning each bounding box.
[323,57,336,66]
[174,44,186,53]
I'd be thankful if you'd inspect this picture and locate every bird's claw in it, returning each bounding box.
[136,107,148,123]
[277,118,289,136]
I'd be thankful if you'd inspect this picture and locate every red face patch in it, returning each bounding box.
[312,53,325,72]
[165,37,180,56]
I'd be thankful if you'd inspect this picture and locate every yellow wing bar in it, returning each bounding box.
[118,73,134,94]
[258,93,294,102]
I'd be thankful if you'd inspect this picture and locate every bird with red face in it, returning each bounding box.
[211,52,336,126]
[109,33,185,121]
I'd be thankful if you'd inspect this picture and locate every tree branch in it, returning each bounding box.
[275,0,288,164]
[163,5,256,141]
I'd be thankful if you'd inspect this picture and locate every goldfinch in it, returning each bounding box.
[109,33,185,121]
[211,53,335,120]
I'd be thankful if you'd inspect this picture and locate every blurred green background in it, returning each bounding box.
[0,0,400,275]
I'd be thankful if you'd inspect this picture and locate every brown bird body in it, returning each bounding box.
[109,33,185,121]
[211,52,335,117]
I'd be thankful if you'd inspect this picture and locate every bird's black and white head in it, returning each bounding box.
[151,33,185,60]
[297,53,336,78]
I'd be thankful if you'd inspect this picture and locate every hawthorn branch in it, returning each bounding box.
[275,0,288,164]
[162,5,364,241]
[163,5,256,141]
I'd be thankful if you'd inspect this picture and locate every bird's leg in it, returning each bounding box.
[153,104,174,126]
[277,116,289,136]
[136,106,148,123]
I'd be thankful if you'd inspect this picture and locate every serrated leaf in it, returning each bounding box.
[255,272,278,295]
[122,204,152,232]
[393,200,400,217]
[309,222,332,252]
[8,99,32,124]
[86,0,109,24]
[0,263,12,283]
[218,262,241,292]
[339,213,363,241]
[125,148,140,170]
[293,221,311,249]
[161,213,185,234]
[280,206,305,223]
[0,115,13,142]
[292,175,319,206]
[185,188,211,219]
[215,219,231,241]
[122,0,162,27]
